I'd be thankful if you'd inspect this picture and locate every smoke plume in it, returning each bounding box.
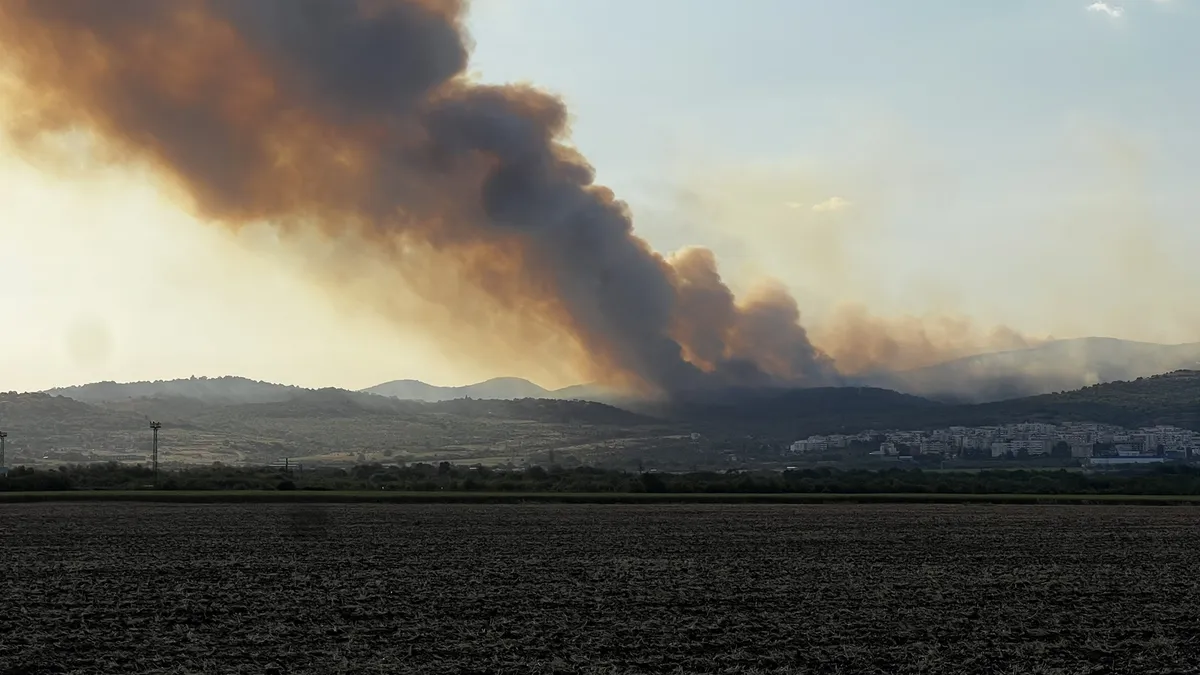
[813,305,1046,375]
[0,0,845,397]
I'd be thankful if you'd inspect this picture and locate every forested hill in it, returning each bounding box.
[44,376,306,404]
[659,371,1200,438]
[969,370,1200,430]
[654,386,943,438]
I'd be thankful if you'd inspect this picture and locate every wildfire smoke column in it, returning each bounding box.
[0,0,835,396]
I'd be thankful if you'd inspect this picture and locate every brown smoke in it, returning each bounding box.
[0,0,845,397]
[660,163,1055,379]
[813,304,1048,375]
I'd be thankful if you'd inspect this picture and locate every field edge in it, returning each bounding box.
[2,491,1200,505]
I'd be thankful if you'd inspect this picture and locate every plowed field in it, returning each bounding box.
[1,503,1197,674]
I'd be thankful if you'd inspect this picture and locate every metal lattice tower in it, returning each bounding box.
[149,421,162,488]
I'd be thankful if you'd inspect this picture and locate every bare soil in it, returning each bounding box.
[1,503,1197,674]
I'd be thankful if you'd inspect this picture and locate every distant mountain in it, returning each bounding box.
[362,376,552,402]
[366,338,1200,405]
[877,338,1200,402]
[44,376,307,405]
[45,373,619,409]
[550,382,627,404]
[361,376,625,403]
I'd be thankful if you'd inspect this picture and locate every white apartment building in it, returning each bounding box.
[1070,444,1093,458]
[991,439,1050,457]
[920,441,949,456]
[793,421,1197,461]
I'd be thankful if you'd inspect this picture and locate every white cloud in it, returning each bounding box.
[1087,1,1125,17]
[811,196,852,213]
[783,196,853,212]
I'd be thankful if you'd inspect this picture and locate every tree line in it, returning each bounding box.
[5,461,1200,495]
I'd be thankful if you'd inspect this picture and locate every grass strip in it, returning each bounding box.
[2,490,1200,505]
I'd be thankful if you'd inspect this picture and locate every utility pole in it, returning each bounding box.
[0,430,7,469]
[149,421,162,488]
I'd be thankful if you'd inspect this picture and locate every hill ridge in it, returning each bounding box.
[6,368,1200,468]
[43,375,311,404]
[42,335,1200,407]
[870,337,1200,402]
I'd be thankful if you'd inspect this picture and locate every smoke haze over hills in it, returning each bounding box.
[874,338,1200,402]
[30,337,1200,408]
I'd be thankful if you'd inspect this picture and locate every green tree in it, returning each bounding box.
[640,472,667,493]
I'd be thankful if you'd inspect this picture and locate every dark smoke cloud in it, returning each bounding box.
[0,0,838,396]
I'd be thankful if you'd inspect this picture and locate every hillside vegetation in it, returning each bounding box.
[6,370,1200,468]
[971,370,1200,429]
[876,338,1200,402]
[44,376,306,404]
[658,371,1200,439]
[0,387,665,467]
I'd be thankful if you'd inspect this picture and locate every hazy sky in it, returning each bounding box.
[2,0,1198,392]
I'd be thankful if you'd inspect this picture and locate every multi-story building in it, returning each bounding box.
[789,421,1198,462]
[1070,444,1094,458]
[919,441,949,456]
